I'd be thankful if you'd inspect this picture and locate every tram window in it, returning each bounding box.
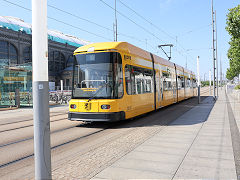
[125,65,153,95]
[162,71,172,90]
[144,69,153,93]
[163,80,167,91]
[145,79,151,92]
[125,65,133,95]
[132,66,144,94]
[181,77,185,88]
[193,79,197,88]
[168,82,172,90]
[177,76,182,89]
[186,78,191,88]
[113,53,123,98]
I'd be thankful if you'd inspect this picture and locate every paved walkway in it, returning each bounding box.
[93,89,238,179]
[228,88,240,133]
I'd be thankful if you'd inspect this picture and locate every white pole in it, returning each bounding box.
[197,56,200,103]
[209,69,211,96]
[60,80,63,92]
[32,0,52,179]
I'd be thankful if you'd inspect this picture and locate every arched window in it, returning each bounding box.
[48,51,65,73]
[23,46,32,64]
[66,55,74,68]
[0,41,18,66]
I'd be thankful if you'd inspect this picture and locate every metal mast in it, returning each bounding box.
[211,0,217,99]
[115,0,118,41]
[215,10,218,97]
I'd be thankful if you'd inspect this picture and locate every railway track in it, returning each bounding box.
[0,115,68,133]
[0,111,68,126]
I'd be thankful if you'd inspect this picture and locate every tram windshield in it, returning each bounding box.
[72,52,123,99]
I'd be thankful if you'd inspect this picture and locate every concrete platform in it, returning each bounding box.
[93,90,239,180]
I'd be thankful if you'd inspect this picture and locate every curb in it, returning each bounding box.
[0,106,19,111]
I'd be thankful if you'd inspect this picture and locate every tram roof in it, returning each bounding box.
[74,42,194,75]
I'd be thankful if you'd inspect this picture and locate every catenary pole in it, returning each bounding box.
[212,0,216,100]
[215,10,218,97]
[115,0,117,41]
[32,0,52,179]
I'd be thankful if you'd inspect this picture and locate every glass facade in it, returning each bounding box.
[49,51,65,74]
[0,41,18,66]
[0,63,32,107]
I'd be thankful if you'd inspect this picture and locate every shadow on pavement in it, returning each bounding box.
[75,96,215,129]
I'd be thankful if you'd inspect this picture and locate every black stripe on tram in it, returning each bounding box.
[150,53,157,110]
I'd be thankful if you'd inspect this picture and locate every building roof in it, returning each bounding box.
[0,16,90,47]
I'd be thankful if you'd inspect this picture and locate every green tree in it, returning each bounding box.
[226,5,240,80]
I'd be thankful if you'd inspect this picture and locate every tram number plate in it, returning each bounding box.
[84,102,91,111]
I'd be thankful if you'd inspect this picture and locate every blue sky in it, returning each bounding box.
[1,0,239,80]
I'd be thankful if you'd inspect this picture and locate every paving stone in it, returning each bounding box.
[174,164,236,180]
[94,166,172,179]
[111,158,178,175]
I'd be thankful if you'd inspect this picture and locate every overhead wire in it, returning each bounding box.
[48,4,113,32]
[99,0,164,43]
[2,0,112,41]
[118,0,175,40]
[177,24,212,37]
[47,3,147,44]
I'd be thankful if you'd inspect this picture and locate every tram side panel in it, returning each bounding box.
[123,58,155,119]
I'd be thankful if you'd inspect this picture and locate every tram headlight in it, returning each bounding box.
[70,104,76,109]
[101,104,111,109]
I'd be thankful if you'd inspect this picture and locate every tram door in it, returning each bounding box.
[159,71,164,107]
[155,70,162,108]
[172,72,177,102]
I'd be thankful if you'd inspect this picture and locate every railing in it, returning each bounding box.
[49,91,71,104]
[0,90,72,107]
[54,86,72,91]
[0,91,32,107]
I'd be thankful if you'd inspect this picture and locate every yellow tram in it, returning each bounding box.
[68,42,197,122]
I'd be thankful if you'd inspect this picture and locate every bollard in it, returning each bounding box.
[15,88,20,107]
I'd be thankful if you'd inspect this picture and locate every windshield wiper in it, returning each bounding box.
[87,82,110,102]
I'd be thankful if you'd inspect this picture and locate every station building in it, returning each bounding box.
[0,16,89,106]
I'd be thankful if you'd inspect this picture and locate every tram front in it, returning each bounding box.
[68,50,125,122]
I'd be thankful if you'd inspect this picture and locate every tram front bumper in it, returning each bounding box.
[68,111,125,122]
